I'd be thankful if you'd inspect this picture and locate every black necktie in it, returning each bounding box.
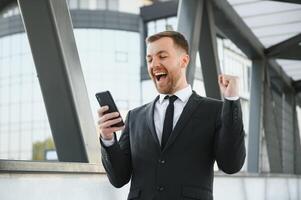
[161,95,178,150]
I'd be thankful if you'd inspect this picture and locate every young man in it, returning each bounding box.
[97,31,246,200]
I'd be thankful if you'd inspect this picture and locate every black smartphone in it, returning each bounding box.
[95,91,124,127]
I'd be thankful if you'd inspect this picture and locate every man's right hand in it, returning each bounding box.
[97,105,125,140]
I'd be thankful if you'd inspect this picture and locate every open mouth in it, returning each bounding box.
[154,72,167,81]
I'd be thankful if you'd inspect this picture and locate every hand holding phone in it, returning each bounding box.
[96,91,125,127]
[96,91,125,140]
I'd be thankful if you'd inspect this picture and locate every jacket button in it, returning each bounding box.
[157,186,164,191]
[159,159,165,164]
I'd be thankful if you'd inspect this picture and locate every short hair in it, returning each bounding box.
[146,31,189,54]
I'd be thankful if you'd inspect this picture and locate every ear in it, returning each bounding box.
[180,54,190,69]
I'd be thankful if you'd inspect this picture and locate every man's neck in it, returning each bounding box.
[172,82,189,94]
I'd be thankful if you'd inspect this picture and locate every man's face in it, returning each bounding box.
[146,37,188,94]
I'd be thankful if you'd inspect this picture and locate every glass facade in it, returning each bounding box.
[0,0,141,160]
[67,0,144,14]
[0,33,50,160]
[1,0,144,18]
[0,29,140,160]
[74,29,141,122]
[68,0,119,10]
[147,17,177,36]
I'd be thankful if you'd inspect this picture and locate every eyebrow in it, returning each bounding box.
[146,50,168,59]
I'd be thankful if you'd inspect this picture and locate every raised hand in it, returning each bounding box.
[218,74,239,98]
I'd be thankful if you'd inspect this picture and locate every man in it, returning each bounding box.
[97,31,246,200]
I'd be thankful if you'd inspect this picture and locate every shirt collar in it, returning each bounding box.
[158,85,192,104]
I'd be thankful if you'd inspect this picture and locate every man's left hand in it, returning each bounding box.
[218,74,239,97]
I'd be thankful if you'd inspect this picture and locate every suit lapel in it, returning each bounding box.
[146,95,161,149]
[163,91,202,152]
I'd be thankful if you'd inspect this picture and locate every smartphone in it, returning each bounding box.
[95,91,124,127]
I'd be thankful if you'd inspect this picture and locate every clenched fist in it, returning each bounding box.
[218,74,239,98]
[97,105,125,140]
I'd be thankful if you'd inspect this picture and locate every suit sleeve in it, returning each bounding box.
[100,111,132,188]
[214,99,246,174]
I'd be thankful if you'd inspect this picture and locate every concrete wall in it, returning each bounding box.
[0,172,300,200]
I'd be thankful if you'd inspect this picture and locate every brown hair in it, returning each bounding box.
[146,31,189,54]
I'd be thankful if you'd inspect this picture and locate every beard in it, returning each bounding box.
[152,70,181,94]
[153,76,173,94]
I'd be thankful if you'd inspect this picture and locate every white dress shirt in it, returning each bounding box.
[154,85,192,144]
[101,85,239,146]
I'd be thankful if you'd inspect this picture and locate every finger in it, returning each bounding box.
[97,124,124,133]
[98,106,109,117]
[222,74,238,81]
[99,112,120,123]
[223,79,229,86]
[104,125,125,133]
[219,75,228,86]
[218,74,222,84]
[100,117,122,128]
[218,75,225,87]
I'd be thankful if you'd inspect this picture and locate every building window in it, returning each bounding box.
[146,16,178,36]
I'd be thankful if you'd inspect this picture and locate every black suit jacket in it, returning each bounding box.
[100,91,246,200]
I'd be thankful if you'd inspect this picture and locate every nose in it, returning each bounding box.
[149,57,160,69]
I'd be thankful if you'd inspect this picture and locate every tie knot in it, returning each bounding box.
[165,95,178,103]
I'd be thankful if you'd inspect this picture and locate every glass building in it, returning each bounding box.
[0,0,142,160]
[0,0,250,163]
